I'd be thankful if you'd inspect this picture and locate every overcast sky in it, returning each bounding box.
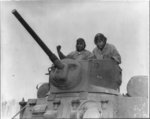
[1,0,149,101]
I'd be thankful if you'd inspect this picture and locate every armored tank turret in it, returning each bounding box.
[12,10,148,119]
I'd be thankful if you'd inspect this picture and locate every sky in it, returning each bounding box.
[1,0,149,102]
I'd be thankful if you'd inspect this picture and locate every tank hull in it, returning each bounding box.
[20,93,148,118]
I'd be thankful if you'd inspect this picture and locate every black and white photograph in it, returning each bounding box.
[1,0,149,119]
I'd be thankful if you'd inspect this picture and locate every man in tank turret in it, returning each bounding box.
[92,33,121,64]
[57,38,92,60]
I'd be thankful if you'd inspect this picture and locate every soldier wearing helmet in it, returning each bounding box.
[93,33,121,64]
[57,38,92,61]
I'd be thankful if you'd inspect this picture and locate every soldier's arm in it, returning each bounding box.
[57,45,66,59]
[88,48,97,59]
[111,45,121,64]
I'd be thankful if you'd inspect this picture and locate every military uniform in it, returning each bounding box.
[93,43,121,64]
[67,50,92,61]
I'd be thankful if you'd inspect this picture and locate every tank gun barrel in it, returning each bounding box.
[12,9,64,69]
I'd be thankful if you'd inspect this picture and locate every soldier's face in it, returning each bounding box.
[76,42,85,52]
[96,39,106,50]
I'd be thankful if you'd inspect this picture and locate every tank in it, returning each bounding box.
[12,9,148,119]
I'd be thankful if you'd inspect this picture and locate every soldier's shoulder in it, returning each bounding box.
[93,47,98,51]
[107,43,116,49]
[68,51,76,56]
[92,47,98,53]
